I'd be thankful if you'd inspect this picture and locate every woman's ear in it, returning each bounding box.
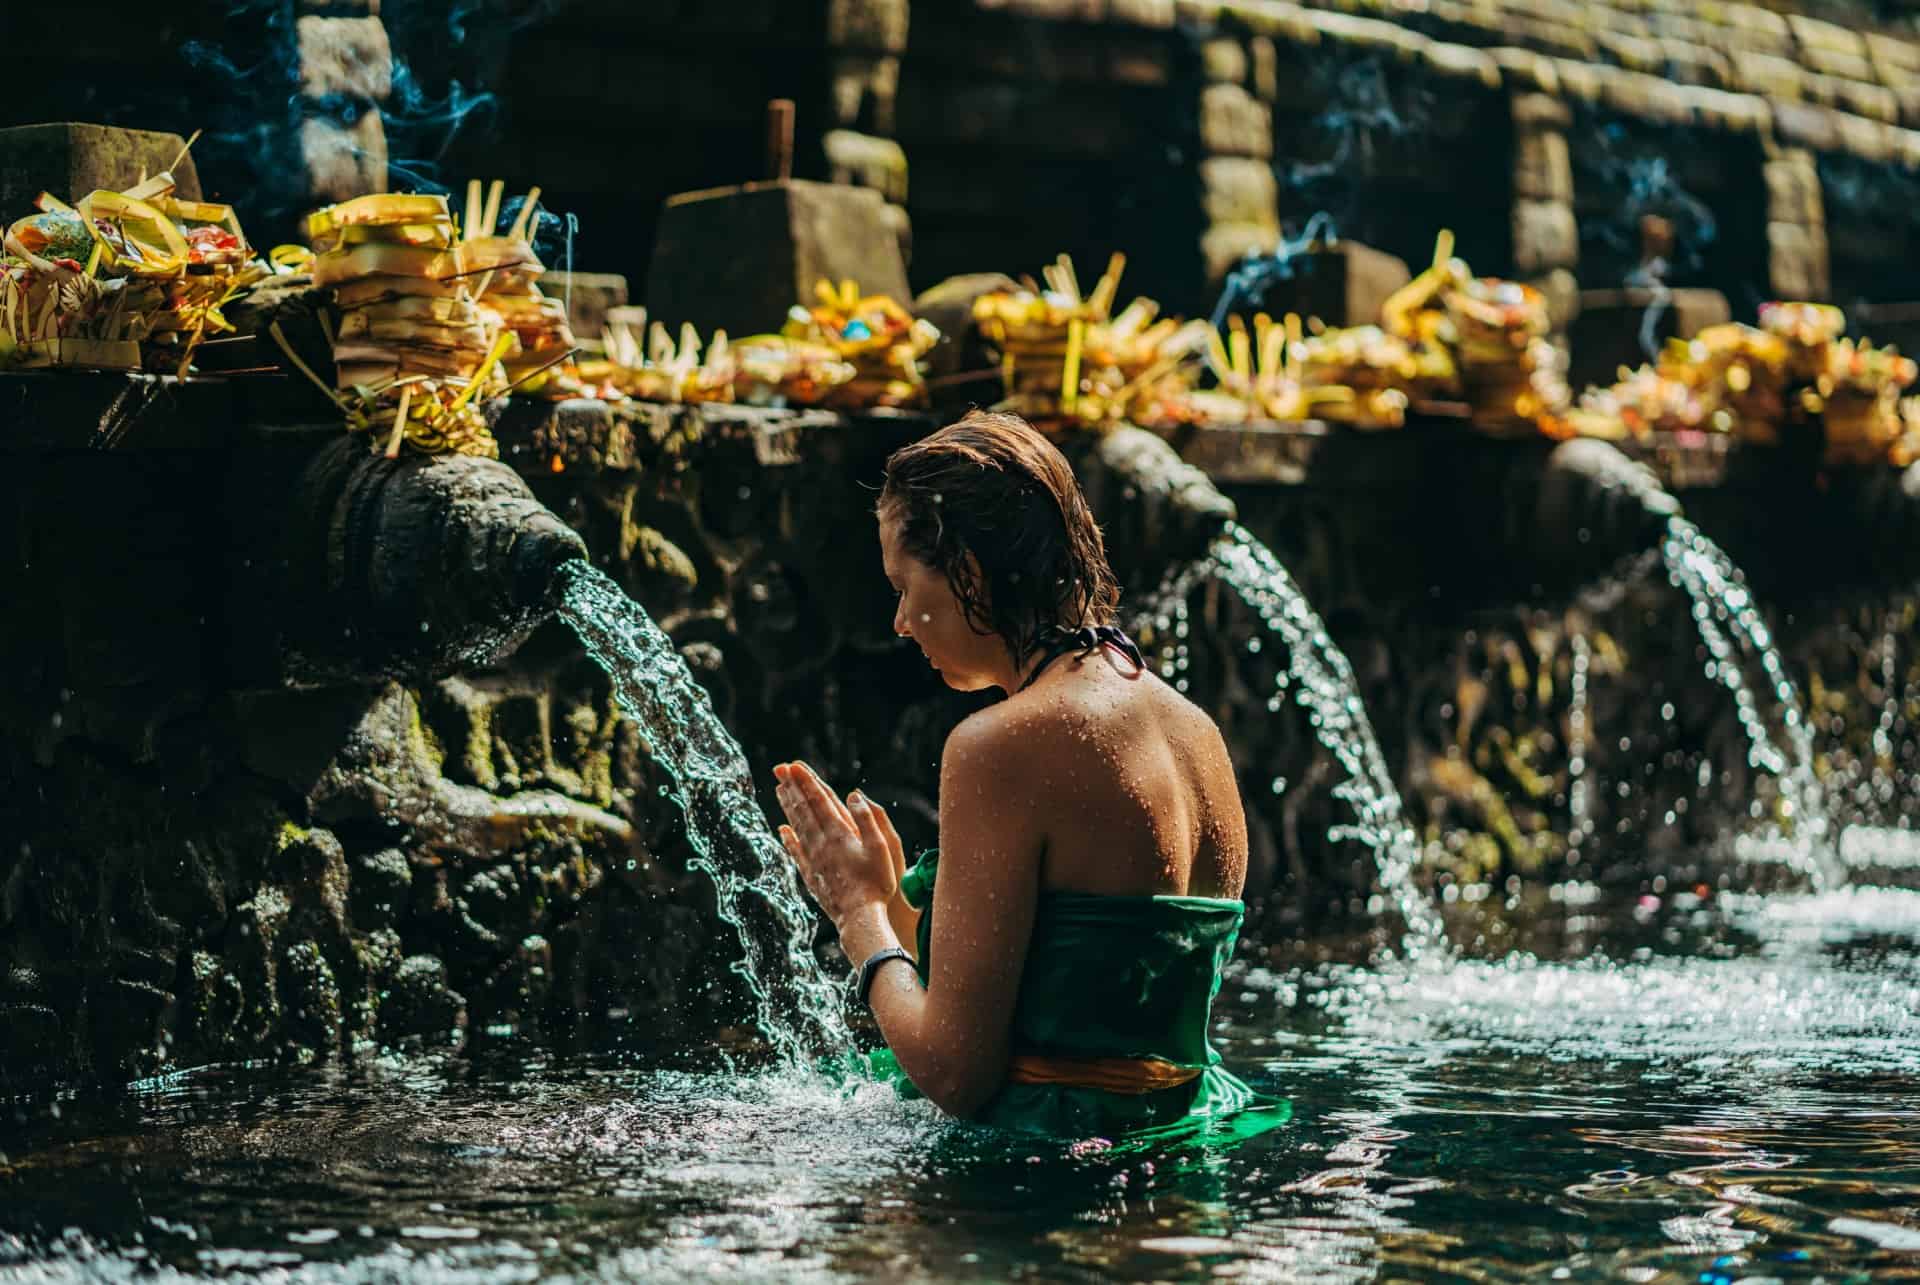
[960,550,991,613]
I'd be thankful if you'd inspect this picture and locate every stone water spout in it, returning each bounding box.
[1520,438,1681,590]
[281,435,588,682]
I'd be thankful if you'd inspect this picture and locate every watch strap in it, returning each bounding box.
[855,946,912,1007]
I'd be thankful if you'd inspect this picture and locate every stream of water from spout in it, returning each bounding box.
[1135,522,1445,956]
[557,562,849,1064]
[1659,517,1836,888]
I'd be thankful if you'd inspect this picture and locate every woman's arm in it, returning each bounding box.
[778,717,1040,1117]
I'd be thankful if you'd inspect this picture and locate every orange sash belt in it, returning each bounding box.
[1005,1054,1203,1095]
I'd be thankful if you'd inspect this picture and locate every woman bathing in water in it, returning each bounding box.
[774,410,1285,1139]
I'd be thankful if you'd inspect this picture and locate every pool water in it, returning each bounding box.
[3,885,1918,1282]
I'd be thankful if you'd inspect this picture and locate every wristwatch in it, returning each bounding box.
[854,946,912,1008]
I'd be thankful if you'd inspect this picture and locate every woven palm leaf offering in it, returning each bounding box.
[460,181,583,399]
[1442,275,1569,434]
[577,307,736,405]
[284,191,509,459]
[1287,323,1420,430]
[1562,363,1709,442]
[1377,229,1465,403]
[777,277,937,409]
[1183,312,1353,427]
[729,329,857,408]
[1074,287,1211,430]
[1,166,265,373]
[1817,339,1917,467]
[1758,301,1845,384]
[1652,324,1790,442]
[972,252,1127,430]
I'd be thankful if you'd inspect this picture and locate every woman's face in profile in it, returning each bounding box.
[879,509,1003,693]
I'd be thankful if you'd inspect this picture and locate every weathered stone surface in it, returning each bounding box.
[1511,91,1573,132]
[1512,198,1580,272]
[1201,82,1274,159]
[380,954,467,1045]
[1764,155,1823,228]
[647,180,911,342]
[824,128,909,203]
[1109,0,1174,24]
[1202,220,1280,283]
[1249,36,1280,102]
[1768,219,1831,301]
[830,51,901,133]
[299,112,388,205]
[352,849,413,930]
[1202,36,1250,85]
[541,272,629,352]
[1200,156,1279,226]
[1513,127,1572,203]
[296,15,392,101]
[0,123,203,211]
[828,0,909,52]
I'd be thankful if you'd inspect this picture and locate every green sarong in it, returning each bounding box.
[865,851,1291,1142]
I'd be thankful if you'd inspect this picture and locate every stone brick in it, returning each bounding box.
[1731,49,1805,101]
[979,0,1104,17]
[1200,156,1279,226]
[1660,40,1731,90]
[1512,198,1578,273]
[1492,48,1562,97]
[296,15,392,102]
[1108,0,1174,25]
[1787,13,1866,58]
[1768,220,1830,302]
[1201,82,1273,159]
[1772,101,1839,153]
[828,0,909,53]
[824,129,909,203]
[1202,220,1279,284]
[0,123,203,212]
[830,51,900,133]
[1202,37,1249,85]
[1837,81,1901,126]
[1764,154,1823,228]
[1513,127,1571,203]
[541,272,629,347]
[298,112,387,205]
[1511,92,1572,133]
[1423,41,1501,88]
[1250,37,1279,102]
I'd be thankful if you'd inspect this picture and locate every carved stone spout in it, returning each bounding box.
[1521,438,1681,590]
[282,437,588,682]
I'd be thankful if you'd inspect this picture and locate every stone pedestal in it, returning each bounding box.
[0,123,203,210]
[1568,287,1730,388]
[645,180,911,338]
[1231,241,1413,327]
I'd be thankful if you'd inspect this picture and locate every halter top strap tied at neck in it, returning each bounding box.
[1019,624,1146,693]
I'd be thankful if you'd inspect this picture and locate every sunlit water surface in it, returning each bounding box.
[4,880,1919,1283]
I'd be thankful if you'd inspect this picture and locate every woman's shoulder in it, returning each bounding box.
[950,665,1179,766]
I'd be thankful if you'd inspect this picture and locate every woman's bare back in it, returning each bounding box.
[982,647,1248,901]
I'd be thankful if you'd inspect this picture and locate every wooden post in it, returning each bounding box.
[766,99,796,183]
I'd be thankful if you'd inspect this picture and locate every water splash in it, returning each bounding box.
[1567,629,1594,860]
[1660,518,1836,888]
[556,562,849,1063]
[1135,522,1445,957]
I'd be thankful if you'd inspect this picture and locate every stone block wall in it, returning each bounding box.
[0,399,754,1092]
[896,0,1209,308]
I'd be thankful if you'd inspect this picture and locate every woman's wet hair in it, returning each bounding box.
[879,409,1120,665]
